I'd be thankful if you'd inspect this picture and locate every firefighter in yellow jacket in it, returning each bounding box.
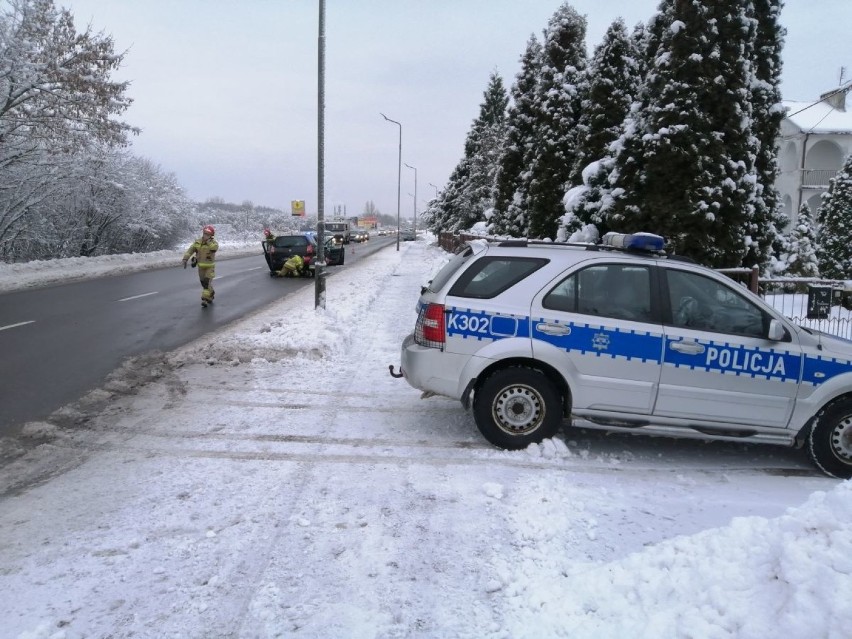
[182,225,218,307]
[276,254,305,277]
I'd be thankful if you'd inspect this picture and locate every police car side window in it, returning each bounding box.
[448,256,548,299]
[666,269,765,337]
[542,266,601,313]
[543,264,652,322]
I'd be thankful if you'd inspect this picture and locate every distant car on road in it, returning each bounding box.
[325,237,345,266]
[401,228,416,241]
[324,220,351,244]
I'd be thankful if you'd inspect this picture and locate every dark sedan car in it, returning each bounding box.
[262,233,317,276]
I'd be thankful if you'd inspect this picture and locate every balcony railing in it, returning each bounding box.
[801,168,838,187]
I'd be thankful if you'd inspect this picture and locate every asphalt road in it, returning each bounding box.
[0,236,397,434]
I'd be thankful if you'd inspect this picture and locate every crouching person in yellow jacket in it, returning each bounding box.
[276,254,304,277]
[183,225,218,307]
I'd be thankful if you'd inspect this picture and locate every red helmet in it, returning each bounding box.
[203,225,215,236]
[263,228,272,237]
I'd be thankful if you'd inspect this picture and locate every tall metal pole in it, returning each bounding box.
[315,0,326,308]
[404,162,417,235]
[381,113,402,251]
[428,182,439,199]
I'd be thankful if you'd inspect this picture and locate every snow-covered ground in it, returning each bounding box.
[0,240,849,638]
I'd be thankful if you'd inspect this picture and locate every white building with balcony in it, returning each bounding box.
[776,86,852,227]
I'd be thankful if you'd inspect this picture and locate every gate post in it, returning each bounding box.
[749,266,760,294]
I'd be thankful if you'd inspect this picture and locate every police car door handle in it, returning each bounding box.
[669,340,705,355]
[536,322,571,336]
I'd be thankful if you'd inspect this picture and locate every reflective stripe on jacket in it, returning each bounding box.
[183,238,218,268]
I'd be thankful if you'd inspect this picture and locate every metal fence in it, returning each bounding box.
[758,278,852,340]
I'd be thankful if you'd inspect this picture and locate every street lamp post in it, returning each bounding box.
[315,0,326,308]
[428,182,439,199]
[404,162,417,235]
[380,113,402,251]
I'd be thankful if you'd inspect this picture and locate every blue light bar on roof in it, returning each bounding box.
[601,232,665,252]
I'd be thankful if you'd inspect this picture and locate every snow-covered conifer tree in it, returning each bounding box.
[817,154,852,279]
[427,72,507,233]
[489,35,542,238]
[524,3,587,240]
[743,0,787,270]
[570,19,639,188]
[558,17,640,239]
[601,0,759,268]
[781,203,820,278]
[452,73,508,232]
[425,161,468,236]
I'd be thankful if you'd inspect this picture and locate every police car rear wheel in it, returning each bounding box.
[808,399,852,479]
[473,367,562,450]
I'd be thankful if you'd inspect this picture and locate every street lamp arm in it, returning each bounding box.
[381,112,401,127]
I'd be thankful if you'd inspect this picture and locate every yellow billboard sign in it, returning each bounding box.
[291,200,305,216]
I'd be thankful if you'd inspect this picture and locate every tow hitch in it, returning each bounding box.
[388,364,404,378]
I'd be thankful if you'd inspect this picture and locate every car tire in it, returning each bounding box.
[808,398,852,479]
[473,367,562,450]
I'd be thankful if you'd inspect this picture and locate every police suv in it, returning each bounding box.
[397,232,852,479]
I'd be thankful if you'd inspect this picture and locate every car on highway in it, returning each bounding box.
[325,237,345,266]
[395,231,852,479]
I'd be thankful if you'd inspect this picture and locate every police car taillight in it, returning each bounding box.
[415,303,445,348]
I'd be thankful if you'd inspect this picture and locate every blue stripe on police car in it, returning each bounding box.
[802,354,852,386]
[533,321,664,363]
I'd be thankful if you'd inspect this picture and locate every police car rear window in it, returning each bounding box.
[426,246,475,293]
[448,256,548,299]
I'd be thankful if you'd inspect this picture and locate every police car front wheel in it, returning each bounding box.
[808,398,852,479]
[473,367,562,450]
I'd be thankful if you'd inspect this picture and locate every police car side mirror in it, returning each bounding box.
[767,319,786,341]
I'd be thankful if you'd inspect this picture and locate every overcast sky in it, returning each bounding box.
[61,0,850,219]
